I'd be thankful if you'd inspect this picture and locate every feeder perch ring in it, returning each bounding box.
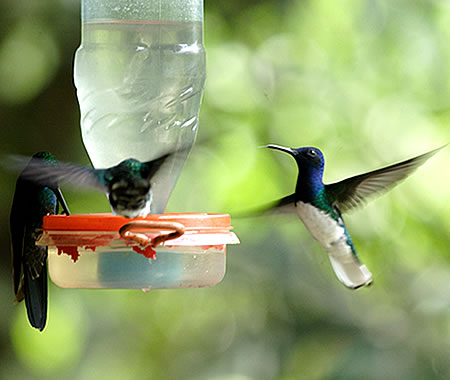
[119,220,185,248]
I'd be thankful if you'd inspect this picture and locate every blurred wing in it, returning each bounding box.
[325,146,445,213]
[144,144,196,180]
[6,155,106,191]
[145,153,172,180]
[235,193,297,218]
[271,194,297,214]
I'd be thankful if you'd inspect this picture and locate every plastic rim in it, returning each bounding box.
[42,213,233,232]
[38,213,239,255]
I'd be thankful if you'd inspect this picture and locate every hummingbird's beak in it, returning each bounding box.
[262,144,296,156]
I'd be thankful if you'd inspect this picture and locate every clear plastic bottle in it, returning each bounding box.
[74,0,205,213]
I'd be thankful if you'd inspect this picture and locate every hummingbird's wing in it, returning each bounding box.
[10,175,28,298]
[143,153,177,180]
[143,143,197,180]
[266,194,297,214]
[7,155,107,191]
[325,146,445,213]
[22,239,48,331]
[234,194,298,218]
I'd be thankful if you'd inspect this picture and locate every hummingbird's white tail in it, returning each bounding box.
[327,244,373,289]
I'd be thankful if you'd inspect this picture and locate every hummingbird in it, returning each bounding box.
[8,152,178,218]
[10,152,70,331]
[261,144,444,289]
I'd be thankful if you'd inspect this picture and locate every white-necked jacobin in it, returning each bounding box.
[9,152,178,218]
[10,152,70,331]
[262,144,444,289]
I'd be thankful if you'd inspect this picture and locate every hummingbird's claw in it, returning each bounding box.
[53,187,71,215]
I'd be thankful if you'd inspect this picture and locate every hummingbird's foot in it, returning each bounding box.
[53,187,70,215]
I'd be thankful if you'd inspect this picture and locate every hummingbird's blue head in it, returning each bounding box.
[265,145,325,173]
[291,147,325,171]
[265,144,325,201]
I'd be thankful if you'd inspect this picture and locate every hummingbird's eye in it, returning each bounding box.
[307,149,317,157]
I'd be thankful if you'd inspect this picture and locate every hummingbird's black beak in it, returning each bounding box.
[262,144,296,156]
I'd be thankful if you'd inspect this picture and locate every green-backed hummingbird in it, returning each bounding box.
[10,152,177,218]
[262,144,444,289]
[10,152,70,331]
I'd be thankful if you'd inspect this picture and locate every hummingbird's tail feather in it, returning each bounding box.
[327,243,373,289]
[23,262,48,331]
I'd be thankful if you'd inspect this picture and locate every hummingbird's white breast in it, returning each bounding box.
[108,190,152,218]
[295,201,344,247]
[295,201,372,289]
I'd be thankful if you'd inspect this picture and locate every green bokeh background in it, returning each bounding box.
[0,0,449,379]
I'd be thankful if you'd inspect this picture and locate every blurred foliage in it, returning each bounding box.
[0,0,449,379]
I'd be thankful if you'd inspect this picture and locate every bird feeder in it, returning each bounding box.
[42,0,239,290]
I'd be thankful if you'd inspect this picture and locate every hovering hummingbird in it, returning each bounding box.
[10,152,70,331]
[261,144,444,289]
[9,152,177,218]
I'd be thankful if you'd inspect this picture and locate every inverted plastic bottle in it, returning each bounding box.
[74,0,206,213]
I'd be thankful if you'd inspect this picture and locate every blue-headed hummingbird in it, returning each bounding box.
[261,144,444,289]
